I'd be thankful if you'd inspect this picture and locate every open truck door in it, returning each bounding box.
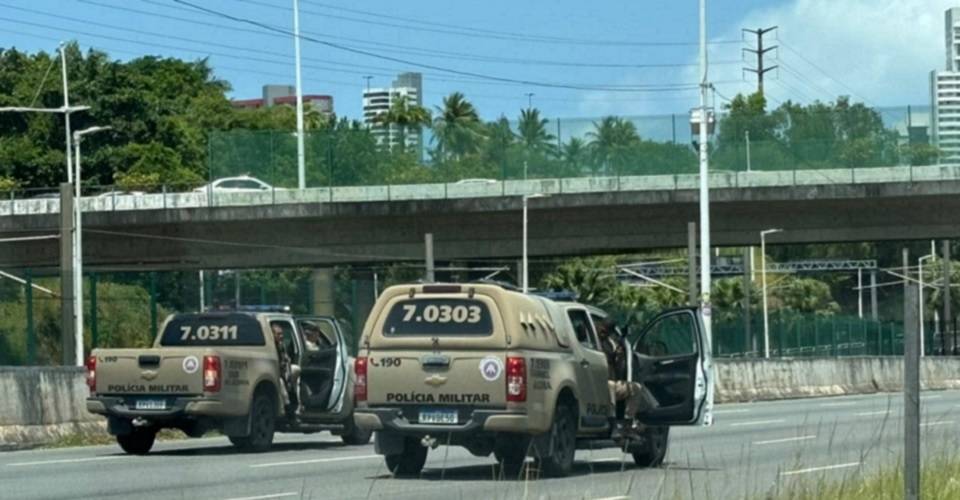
[631,307,713,426]
[296,316,349,413]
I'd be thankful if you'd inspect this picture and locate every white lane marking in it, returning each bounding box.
[820,402,857,407]
[754,435,816,446]
[6,456,121,467]
[921,421,955,427]
[714,409,750,414]
[222,493,299,500]
[856,411,891,417]
[781,462,861,476]
[590,457,626,463]
[729,419,785,427]
[591,497,630,500]
[923,395,943,400]
[250,454,379,468]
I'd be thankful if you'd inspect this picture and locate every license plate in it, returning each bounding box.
[418,408,457,425]
[134,399,167,411]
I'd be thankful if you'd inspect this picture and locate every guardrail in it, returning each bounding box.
[3,164,960,216]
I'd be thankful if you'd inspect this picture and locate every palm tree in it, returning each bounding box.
[373,94,431,154]
[561,137,588,173]
[431,92,484,160]
[587,116,640,174]
[516,108,555,155]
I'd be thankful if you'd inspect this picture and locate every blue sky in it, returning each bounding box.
[0,0,951,122]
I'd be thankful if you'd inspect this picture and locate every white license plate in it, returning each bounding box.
[135,399,167,410]
[418,409,457,425]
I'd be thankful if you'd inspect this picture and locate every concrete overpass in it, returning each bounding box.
[2,165,959,271]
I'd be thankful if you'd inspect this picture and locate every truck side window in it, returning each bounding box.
[567,309,598,350]
[638,313,696,357]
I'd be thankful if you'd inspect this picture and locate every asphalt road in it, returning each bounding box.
[3,390,958,500]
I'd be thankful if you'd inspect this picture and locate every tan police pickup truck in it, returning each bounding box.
[86,308,370,454]
[353,283,714,477]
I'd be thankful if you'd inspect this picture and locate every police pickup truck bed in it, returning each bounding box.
[86,310,370,454]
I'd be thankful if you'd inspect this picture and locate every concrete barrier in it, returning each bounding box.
[714,356,960,403]
[0,367,102,451]
[3,357,960,449]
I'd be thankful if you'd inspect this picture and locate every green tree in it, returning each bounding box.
[560,137,588,176]
[431,92,484,161]
[587,117,640,175]
[516,108,555,155]
[373,94,431,154]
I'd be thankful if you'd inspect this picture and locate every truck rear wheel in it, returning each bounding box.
[537,403,577,477]
[230,392,276,453]
[340,419,373,446]
[384,437,427,477]
[117,428,156,455]
[494,443,527,478]
[631,426,669,467]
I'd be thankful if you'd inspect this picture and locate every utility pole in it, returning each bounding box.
[903,248,920,500]
[292,0,306,190]
[742,27,779,96]
[698,0,712,351]
[688,222,697,307]
[944,240,953,354]
[424,233,435,283]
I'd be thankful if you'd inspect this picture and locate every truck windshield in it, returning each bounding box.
[383,299,493,336]
[159,313,265,346]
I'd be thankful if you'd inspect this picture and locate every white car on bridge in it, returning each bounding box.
[193,175,274,193]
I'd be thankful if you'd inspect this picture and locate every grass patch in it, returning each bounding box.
[768,455,960,500]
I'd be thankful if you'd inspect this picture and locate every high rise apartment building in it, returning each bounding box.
[931,8,960,162]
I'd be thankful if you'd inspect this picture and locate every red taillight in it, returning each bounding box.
[354,356,368,402]
[203,356,221,392]
[85,355,96,393]
[506,356,526,403]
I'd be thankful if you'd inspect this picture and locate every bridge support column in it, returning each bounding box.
[59,183,75,366]
[311,268,336,316]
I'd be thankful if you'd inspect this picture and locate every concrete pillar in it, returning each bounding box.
[425,233,435,283]
[59,183,75,366]
[870,269,878,321]
[688,222,697,307]
[743,246,752,354]
[944,240,953,354]
[311,268,336,316]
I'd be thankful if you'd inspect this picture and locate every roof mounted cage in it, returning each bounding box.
[210,304,292,313]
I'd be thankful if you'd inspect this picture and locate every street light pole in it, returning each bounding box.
[292,0,306,190]
[60,43,74,185]
[698,0,712,347]
[522,194,547,293]
[73,125,111,366]
[761,228,783,358]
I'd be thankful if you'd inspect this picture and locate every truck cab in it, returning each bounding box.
[86,309,370,454]
[353,283,713,477]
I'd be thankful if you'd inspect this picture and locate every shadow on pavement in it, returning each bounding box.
[129,441,346,457]
[368,459,676,482]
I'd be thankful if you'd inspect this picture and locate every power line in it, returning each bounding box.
[167,0,702,93]
[236,0,743,47]
[82,0,739,71]
[779,40,875,106]
[28,46,58,107]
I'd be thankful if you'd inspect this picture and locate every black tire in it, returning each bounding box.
[494,442,528,478]
[537,403,577,477]
[231,392,276,453]
[632,426,669,467]
[117,428,156,455]
[340,419,373,446]
[384,437,428,477]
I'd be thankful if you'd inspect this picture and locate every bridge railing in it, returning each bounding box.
[3,163,960,216]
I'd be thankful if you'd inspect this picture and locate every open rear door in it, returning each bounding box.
[296,316,348,413]
[632,307,713,426]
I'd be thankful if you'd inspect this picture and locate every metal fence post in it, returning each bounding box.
[25,268,35,365]
[90,272,98,348]
[149,272,158,341]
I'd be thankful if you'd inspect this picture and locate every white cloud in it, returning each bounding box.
[578,0,956,118]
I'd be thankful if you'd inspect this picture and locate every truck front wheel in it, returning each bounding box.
[230,392,276,453]
[384,437,427,477]
[340,419,373,446]
[631,426,669,467]
[117,427,156,455]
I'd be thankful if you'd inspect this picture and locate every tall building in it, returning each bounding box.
[931,8,960,163]
[231,84,334,116]
[362,72,424,154]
